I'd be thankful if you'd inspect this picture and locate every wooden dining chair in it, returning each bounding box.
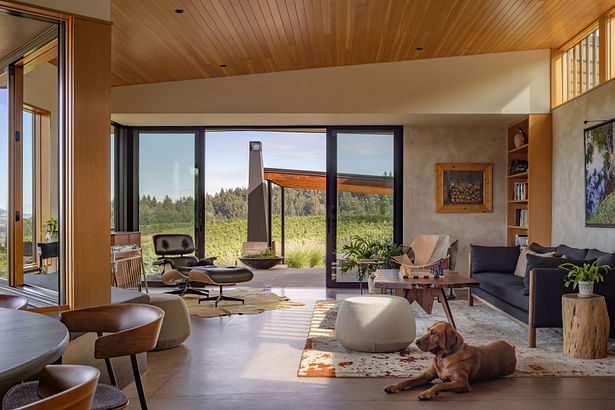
[0,294,28,310]
[59,304,164,410]
[2,365,100,410]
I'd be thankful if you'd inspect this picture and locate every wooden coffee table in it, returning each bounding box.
[374,269,479,329]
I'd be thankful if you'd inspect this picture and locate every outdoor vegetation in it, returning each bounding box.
[137,187,393,273]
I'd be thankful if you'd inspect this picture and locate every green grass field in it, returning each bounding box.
[139,214,392,272]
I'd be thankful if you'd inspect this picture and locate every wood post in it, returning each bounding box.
[562,294,609,359]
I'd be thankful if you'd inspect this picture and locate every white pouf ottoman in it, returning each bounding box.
[335,295,415,353]
[148,293,191,350]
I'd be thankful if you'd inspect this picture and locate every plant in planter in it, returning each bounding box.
[339,236,404,292]
[239,247,283,269]
[560,260,610,297]
[40,217,58,243]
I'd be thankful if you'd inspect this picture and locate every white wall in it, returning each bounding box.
[403,126,507,274]
[21,0,110,20]
[552,79,615,250]
[112,49,550,124]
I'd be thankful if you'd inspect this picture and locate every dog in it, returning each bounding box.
[384,321,516,400]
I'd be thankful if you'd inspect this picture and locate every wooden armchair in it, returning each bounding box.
[0,294,28,310]
[403,234,458,271]
[2,365,99,410]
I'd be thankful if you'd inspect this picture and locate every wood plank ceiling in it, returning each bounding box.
[111,0,615,87]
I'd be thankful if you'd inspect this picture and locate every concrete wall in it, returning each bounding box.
[552,79,615,250]
[403,126,507,274]
[112,49,550,122]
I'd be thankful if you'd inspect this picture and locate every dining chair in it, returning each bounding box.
[59,304,164,410]
[2,364,100,410]
[0,294,28,310]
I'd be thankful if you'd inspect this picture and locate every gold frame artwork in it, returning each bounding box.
[435,163,493,213]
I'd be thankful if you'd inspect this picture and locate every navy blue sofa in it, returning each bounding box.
[468,243,615,347]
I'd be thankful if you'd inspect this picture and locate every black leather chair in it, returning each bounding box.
[152,234,216,296]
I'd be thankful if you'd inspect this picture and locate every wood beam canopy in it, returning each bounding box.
[264,169,393,195]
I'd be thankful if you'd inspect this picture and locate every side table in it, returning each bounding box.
[562,294,610,359]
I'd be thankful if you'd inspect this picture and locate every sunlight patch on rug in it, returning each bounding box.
[184,288,304,318]
[298,299,615,377]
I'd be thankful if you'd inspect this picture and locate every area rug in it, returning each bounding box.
[298,299,615,377]
[183,288,304,318]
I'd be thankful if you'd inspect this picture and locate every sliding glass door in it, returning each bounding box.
[0,70,7,279]
[326,127,402,287]
[138,131,197,273]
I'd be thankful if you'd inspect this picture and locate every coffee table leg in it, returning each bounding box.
[439,288,456,329]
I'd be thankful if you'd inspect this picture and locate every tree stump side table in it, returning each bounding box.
[562,294,610,359]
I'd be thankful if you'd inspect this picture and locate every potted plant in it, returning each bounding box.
[339,236,404,293]
[560,260,610,297]
[41,217,58,243]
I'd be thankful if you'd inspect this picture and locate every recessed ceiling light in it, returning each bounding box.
[175,9,184,14]
[220,64,227,68]
[416,47,423,51]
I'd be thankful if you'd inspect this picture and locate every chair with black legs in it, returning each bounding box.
[0,294,28,310]
[59,304,164,410]
[152,234,216,297]
[2,365,100,410]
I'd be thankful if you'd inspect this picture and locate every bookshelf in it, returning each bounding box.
[506,115,552,247]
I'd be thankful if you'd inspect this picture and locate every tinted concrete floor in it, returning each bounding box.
[123,283,615,409]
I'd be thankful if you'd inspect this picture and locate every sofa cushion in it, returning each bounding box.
[472,272,528,311]
[513,248,555,278]
[470,245,520,273]
[586,248,608,260]
[523,255,594,295]
[529,242,558,254]
[554,245,588,260]
[596,252,615,269]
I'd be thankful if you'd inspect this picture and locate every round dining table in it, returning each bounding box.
[0,307,70,396]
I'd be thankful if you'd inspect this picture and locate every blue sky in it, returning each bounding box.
[139,129,394,199]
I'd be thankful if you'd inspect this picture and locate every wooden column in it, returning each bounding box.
[562,294,609,359]
[65,17,112,308]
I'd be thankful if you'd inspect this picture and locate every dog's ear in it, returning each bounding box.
[444,326,463,354]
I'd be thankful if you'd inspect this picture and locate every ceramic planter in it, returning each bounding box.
[577,281,594,297]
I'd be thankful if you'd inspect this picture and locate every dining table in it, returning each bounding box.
[0,307,70,396]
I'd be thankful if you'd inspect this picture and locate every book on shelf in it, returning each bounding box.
[515,208,528,227]
[513,182,528,200]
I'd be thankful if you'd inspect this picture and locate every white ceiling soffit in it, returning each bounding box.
[111,113,524,128]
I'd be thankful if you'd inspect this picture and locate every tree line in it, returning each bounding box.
[137,187,392,226]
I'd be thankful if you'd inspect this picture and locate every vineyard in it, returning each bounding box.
[139,214,393,272]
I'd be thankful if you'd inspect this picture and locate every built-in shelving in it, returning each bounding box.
[506,115,552,246]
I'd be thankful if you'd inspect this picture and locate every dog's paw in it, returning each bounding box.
[384,384,398,394]
[417,391,434,401]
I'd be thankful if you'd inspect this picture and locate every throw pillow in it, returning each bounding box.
[586,248,608,260]
[523,254,594,295]
[470,245,520,274]
[529,242,558,254]
[513,248,555,278]
[554,244,588,260]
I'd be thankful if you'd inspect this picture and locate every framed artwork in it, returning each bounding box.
[435,163,493,213]
[585,119,615,227]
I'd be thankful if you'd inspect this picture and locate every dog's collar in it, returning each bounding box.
[436,343,464,368]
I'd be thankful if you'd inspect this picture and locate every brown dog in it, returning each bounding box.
[384,321,516,400]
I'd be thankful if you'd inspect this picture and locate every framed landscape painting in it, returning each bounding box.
[435,163,492,213]
[585,119,615,227]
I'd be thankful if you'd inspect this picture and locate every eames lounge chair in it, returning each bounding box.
[2,364,100,410]
[152,233,216,296]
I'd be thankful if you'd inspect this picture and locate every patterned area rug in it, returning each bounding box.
[298,299,615,377]
[183,288,304,318]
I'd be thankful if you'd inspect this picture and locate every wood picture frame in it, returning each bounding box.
[435,163,492,213]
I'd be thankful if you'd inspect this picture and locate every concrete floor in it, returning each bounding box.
[122,270,615,410]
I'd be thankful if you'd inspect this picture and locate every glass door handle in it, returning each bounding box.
[15,211,20,221]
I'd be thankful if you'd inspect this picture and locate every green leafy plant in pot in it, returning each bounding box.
[339,236,404,291]
[41,217,58,243]
[560,260,610,297]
